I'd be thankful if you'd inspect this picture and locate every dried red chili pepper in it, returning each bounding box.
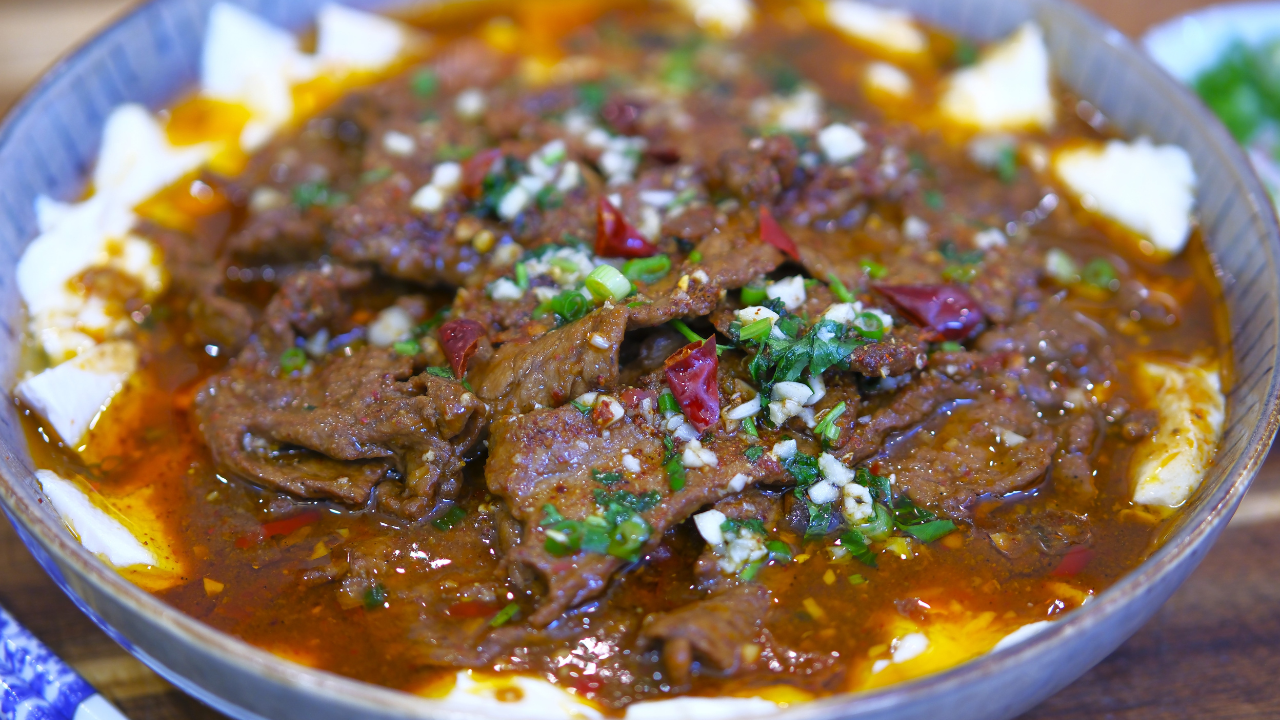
[438,318,486,377]
[874,284,985,340]
[663,336,720,432]
[1051,545,1093,577]
[461,148,503,198]
[596,197,659,258]
[758,206,800,260]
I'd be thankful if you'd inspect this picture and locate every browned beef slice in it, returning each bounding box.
[196,347,487,512]
[330,179,484,287]
[485,400,788,627]
[640,584,770,685]
[694,489,785,593]
[976,304,1115,384]
[1053,412,1099,498]
[224,205,326,265]
[966,246,1044,326]
[471,306,629,415]
[835,372,970,463]
[878,393,1057,519]
[627,222,783,329]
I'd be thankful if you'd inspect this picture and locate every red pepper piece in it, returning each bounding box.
[663,336,720,432]
[461,148,503,198]
[874,284,985,340]
[438,318,486,378]
[1051,545,1093,577]
[235,509,322,549]
[758,206,800,260]
[445,600,505,618]
[596,197,659,258]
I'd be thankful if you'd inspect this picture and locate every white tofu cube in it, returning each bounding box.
[37,470,157,567]
[1131,359,1224,507]
[16,341,138,447]
[1053,138,1197,255]
[940,23,1055,131]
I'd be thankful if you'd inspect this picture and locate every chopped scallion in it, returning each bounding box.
[859,258,887,279]
[828,273,856,302]
[1083,258,1118,290]
[813,401,846,446]
[393,340,420,356]
[741,282,768,306]
[585,264,633,303]
[489,602,520,627]
[280,348,307,373]
[738,318,773,343]
[658,391,681,415]
[622,254,671,284]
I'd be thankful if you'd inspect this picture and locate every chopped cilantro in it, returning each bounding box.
[424,366,455,379]
[744,445,765,463]
[840,529,878,568]
[594,489,661,513]
[363,583,388,610]
[923,189,945,210]
[765,539,793,563]
[592,469,624,485]
[411,69,439,97]
[940,341,964,352]
[360,167,392,184]
[570,400,593,416]
[665,454,686,492]
[995,145,1018,183]
[901,519,957,543]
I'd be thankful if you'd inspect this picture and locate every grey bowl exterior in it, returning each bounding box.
[0,0,1276,718]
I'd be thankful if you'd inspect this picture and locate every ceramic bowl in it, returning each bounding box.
[0,1,1277,718]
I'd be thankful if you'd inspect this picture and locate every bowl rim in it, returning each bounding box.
[0,0,1277,718]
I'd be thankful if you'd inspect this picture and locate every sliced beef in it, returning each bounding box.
[485,398,788,626]
[196,347,487,515]
[626,221,784,329]
[1053,412,1099,499]
[640,583,770,685]
[471,306,629,415]
[330,179,483,287]
[878,393,1057,518]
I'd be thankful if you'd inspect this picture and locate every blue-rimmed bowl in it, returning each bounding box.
[0,1,1277,719]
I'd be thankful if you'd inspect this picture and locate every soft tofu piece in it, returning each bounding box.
[625,696,779,720]
[37,469,156,567]
[316,3,407,71]
[1053,138,1198,255]
[940,23,1054,131]
[201,3,318,150]
[16,341,138,447]
[865,61,912,97]
[992,620,1054,651]
[826,0,926,55]
[675,0,754,36]
[93,104,211,209]
[1131,358,1224,507]
[436,671,603,719]
[18,193,132,320]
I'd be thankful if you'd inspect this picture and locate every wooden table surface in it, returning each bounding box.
[2,1,1275,718]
